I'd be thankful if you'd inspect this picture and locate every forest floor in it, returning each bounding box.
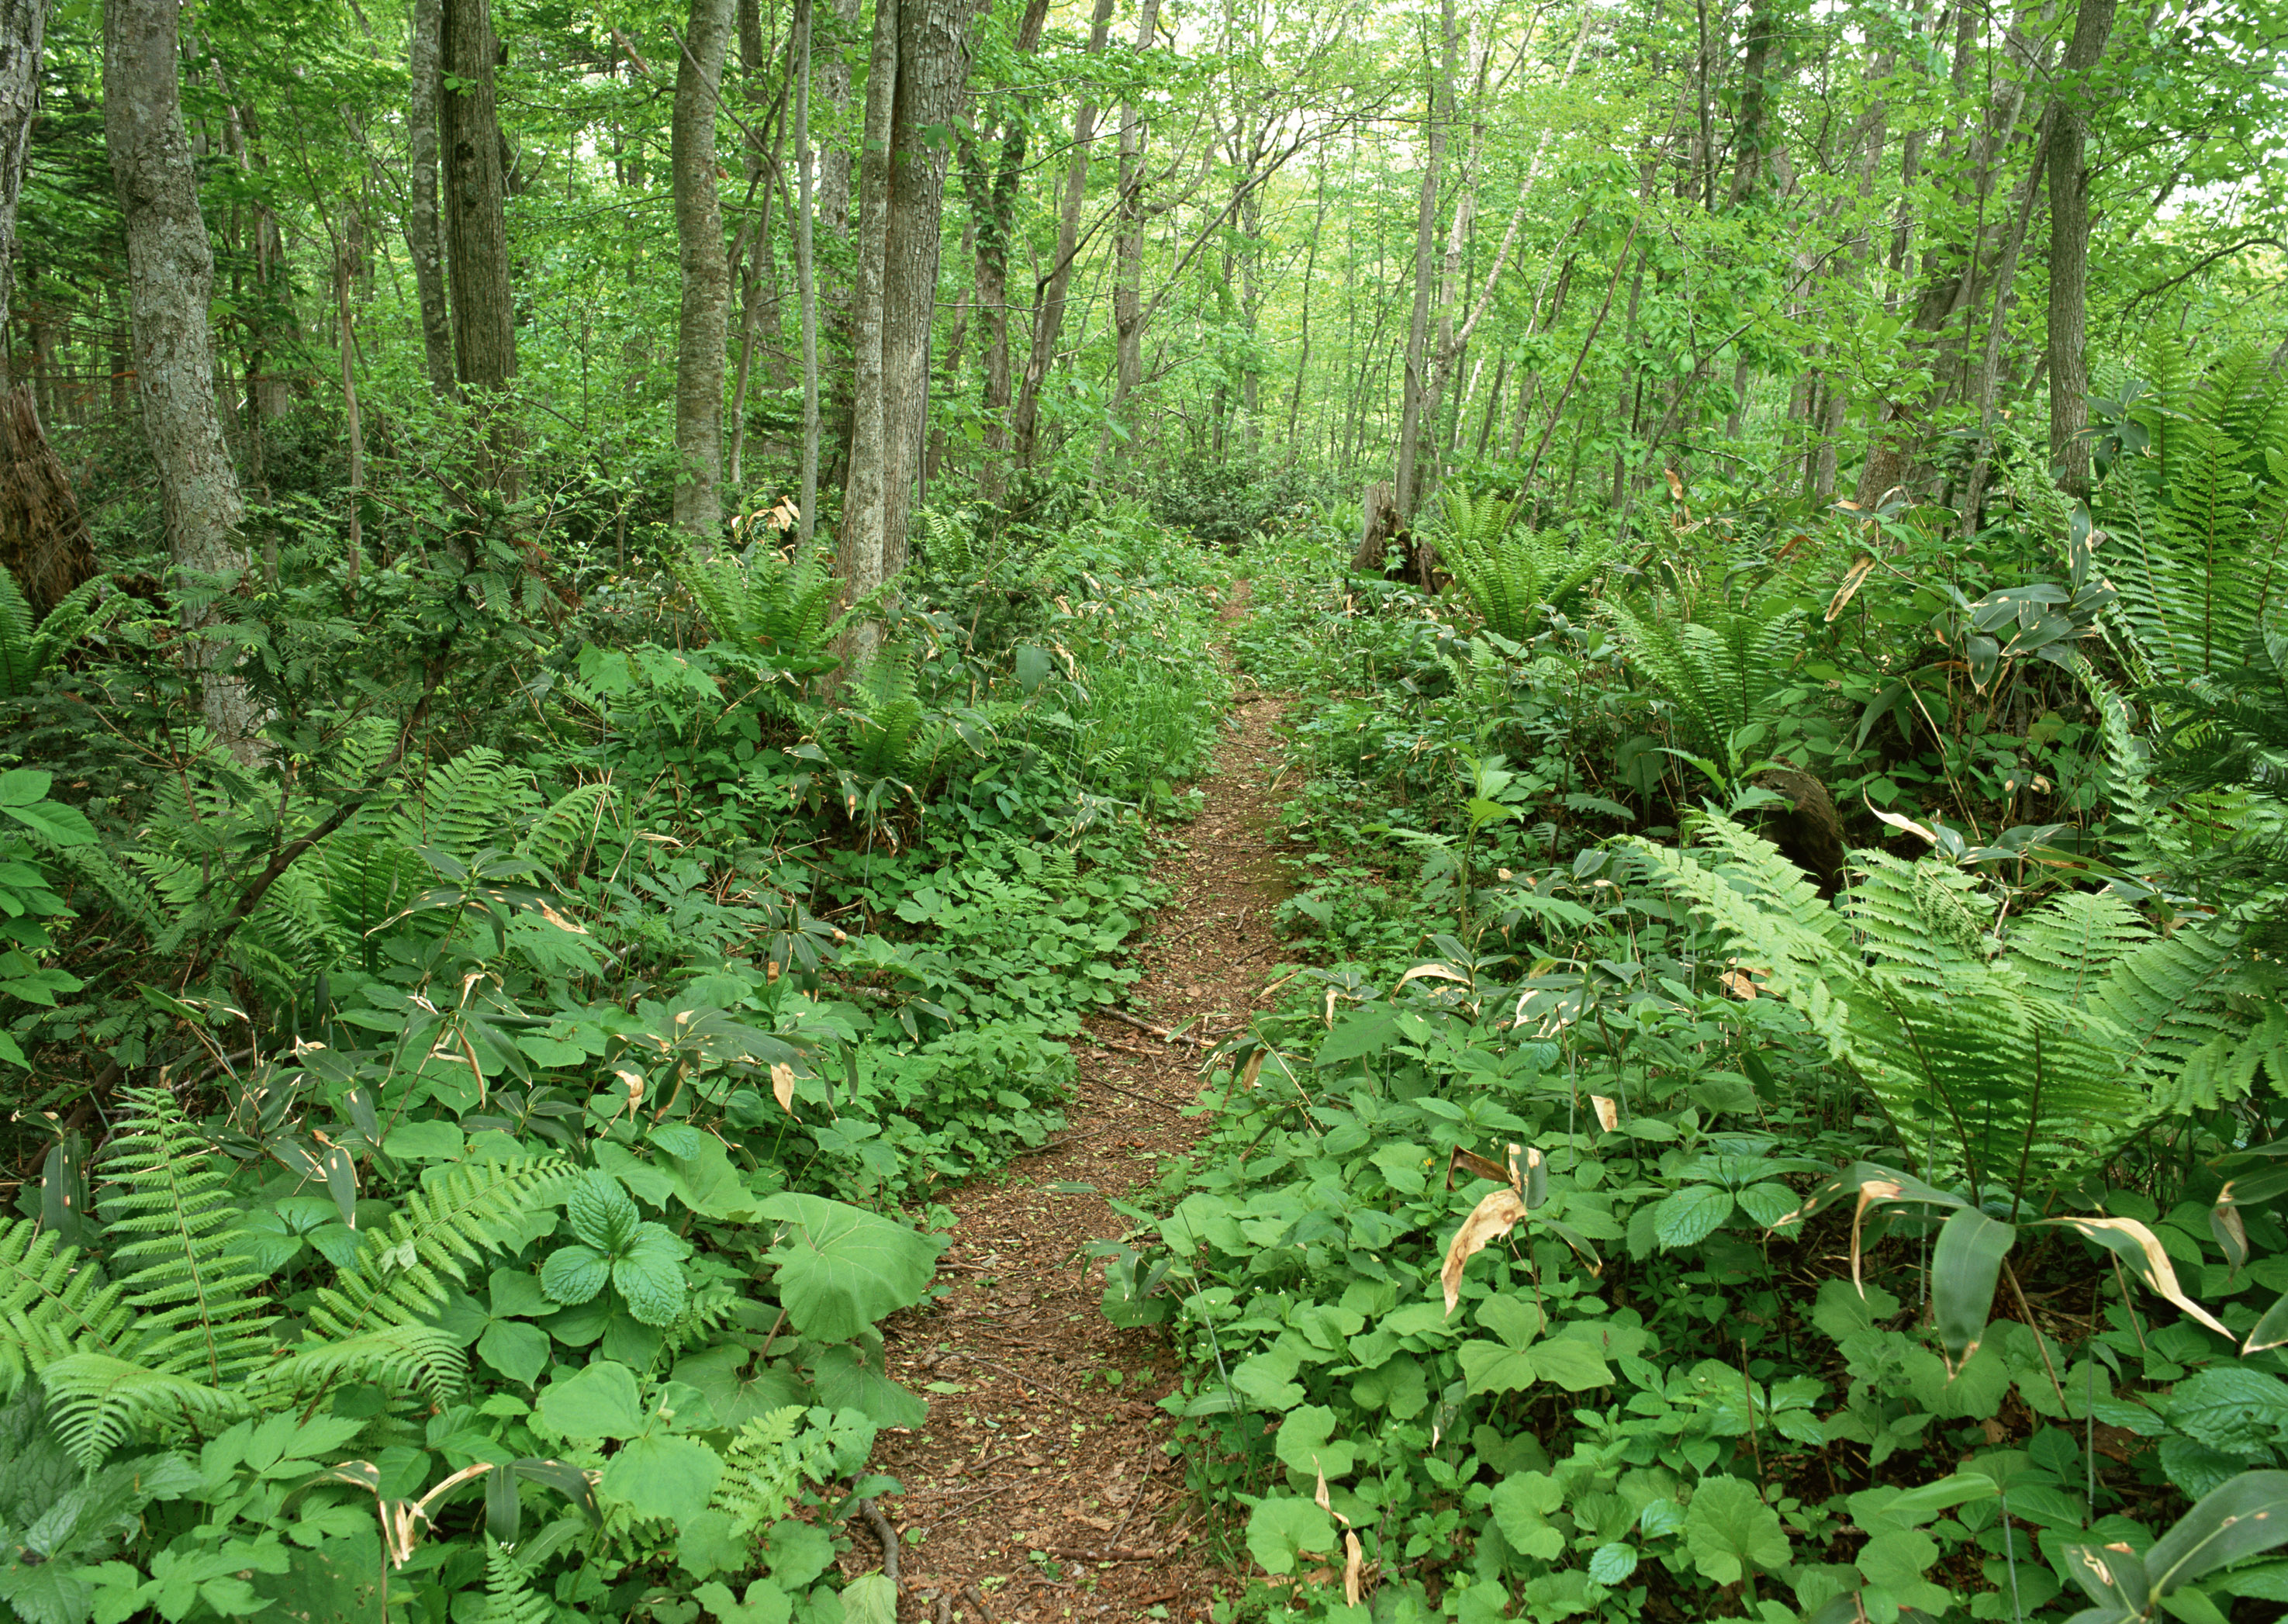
[849,582,1291,1623]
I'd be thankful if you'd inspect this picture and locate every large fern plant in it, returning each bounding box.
[1434,486,1614,643]
[1634,815,2279,1204]
[669,542,847,698]
[0,1087,561,1467]
[2096,338,2288,683]
[1605,592,1804,788]
[0,572,126,699]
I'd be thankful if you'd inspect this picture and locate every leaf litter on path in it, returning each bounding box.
[852,582,1293,1622]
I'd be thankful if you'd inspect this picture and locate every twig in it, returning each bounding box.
[963,1584,992,1623]
[1103,1010,1211,1048]
[855,1497,900,1587]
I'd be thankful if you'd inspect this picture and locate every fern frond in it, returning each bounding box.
[517,782,615,872]
[707,1406,810,1536]
[0,1221,130,1395]
[308,1158,564,1347]
[256,1323,467,1411]
[39,1351,246,1469]
[97,1090,277,1390]
[480,1539,555,1624]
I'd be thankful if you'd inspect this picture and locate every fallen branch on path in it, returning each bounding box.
[1103,1010,1211,1047]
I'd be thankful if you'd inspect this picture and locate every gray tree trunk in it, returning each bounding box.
[672,0,734,540]
[1102,0,1163,479]
[406,0,459,400]
[835,0,900,669]
[794,0,820,546]
[103,0,261,758]
[2047,0,2119,500]
[440,0,519,491]
[1393,0,1454,519]
[0,0,45,364]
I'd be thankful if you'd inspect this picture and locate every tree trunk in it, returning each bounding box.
[879,0,967,572]
[1010,0,1114,471]
[835,0,901,668]
[440,0,518,491]
[0,0,43,378]
[793,0,821,546]
[672,0,734,541]
[1393,0,1453,519]
[966,0,1045,502]
[104,0,261,758]
[1102,0,1164,480]
[2047,0,2118,500]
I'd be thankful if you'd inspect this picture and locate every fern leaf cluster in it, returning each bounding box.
[2097,337,2288,683]
[1605,593,1803,770]
[1433,486,1613,642]
[1634,817,2270,1201]
[0,1090,561,1467]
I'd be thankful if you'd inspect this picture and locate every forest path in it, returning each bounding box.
[855,580,1290,1623]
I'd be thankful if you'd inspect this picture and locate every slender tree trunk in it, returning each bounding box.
[337,251,365,588]
[794,0,821,546]
[2047,0,2118,500]
[1011,0,1114,470]
[1285,168,1328,456]
[963,0,1045,502]
[104,0,261,758]
[1393,0,1454,518]
[836,0,900,667]
[818,0,860,485]
[440,0,519,492]
[0,0,43,382]
[880,0,967,569]
[1102,0,1164,480]
[672,0,734,540]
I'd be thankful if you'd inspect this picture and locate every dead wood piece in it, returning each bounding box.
[855,1496,900,1587]
[962,1585,992,1623]
[1102,1009,1210,1047]
[0,388,98,617]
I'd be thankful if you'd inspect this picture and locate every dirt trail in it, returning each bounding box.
[858,582,1290,1623]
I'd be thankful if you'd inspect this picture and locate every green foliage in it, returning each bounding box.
[2098,338,2288,683]
[1605,589,1804,786]
[1434,486,1614,643]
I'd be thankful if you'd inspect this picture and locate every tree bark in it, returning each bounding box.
[440,0,518,491]
[1393,0,1453,519]
[1010,0,1115,472]
[1102,0,1163,479]
[2047,0,2119,500]
[963,0,1045,502]
[879,0,967,571]
[794,0,821,546]
[104,0,261,758]
[0,0,43,377]
[672,0,734,541]
[835,0,901,669]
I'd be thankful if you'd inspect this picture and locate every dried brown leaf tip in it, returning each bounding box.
[772,1063,798,1116]
[1443,1187,1528,1315]
[1590,1095,1618,1133]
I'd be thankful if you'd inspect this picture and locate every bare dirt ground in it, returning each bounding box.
[852,583,1291,1623]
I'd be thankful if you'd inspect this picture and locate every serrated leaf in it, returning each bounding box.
[1588,1544,1638,1585]
[568,1170,640,1252]
[538,1360,645,1440]
[600,1432,721,1522]
[476,1318,551,1387]
[1652,1184,1734,1249]
[612,1227,689,1326]
[541,1243,610,1306]
[1490,1471,1565,1560]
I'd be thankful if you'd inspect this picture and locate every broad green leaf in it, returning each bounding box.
[842,1574,896,1624]
[2247,1291,2288,1356]
[612,1227,689,1326]
[1274,1406,1356,1479]
[1457,1339,1538,1395]
[476,1318,551,1387]
[1930,1208,2015,1370]
[693,1579,792,1624]
[1652,1185,1734,1249]
[538,1360,645,1440]
[1684,1477,1789,1585]
[382,1121,464,1163]
[758,1193,945,1342]
[1489,1471,1565,1561]
[1855,1529,1948,1612]
[1245,1495,1335,1575]
[2165,1370,2288,1456]
[1530,1338,1613,1392]
[569,1170,641,1252]
[766,1519,835,1588]
[1588,1544,1638,1585]
[2145,1470,2288,1595]
[541,1243,610,1306]
[601,1433,722,1523]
